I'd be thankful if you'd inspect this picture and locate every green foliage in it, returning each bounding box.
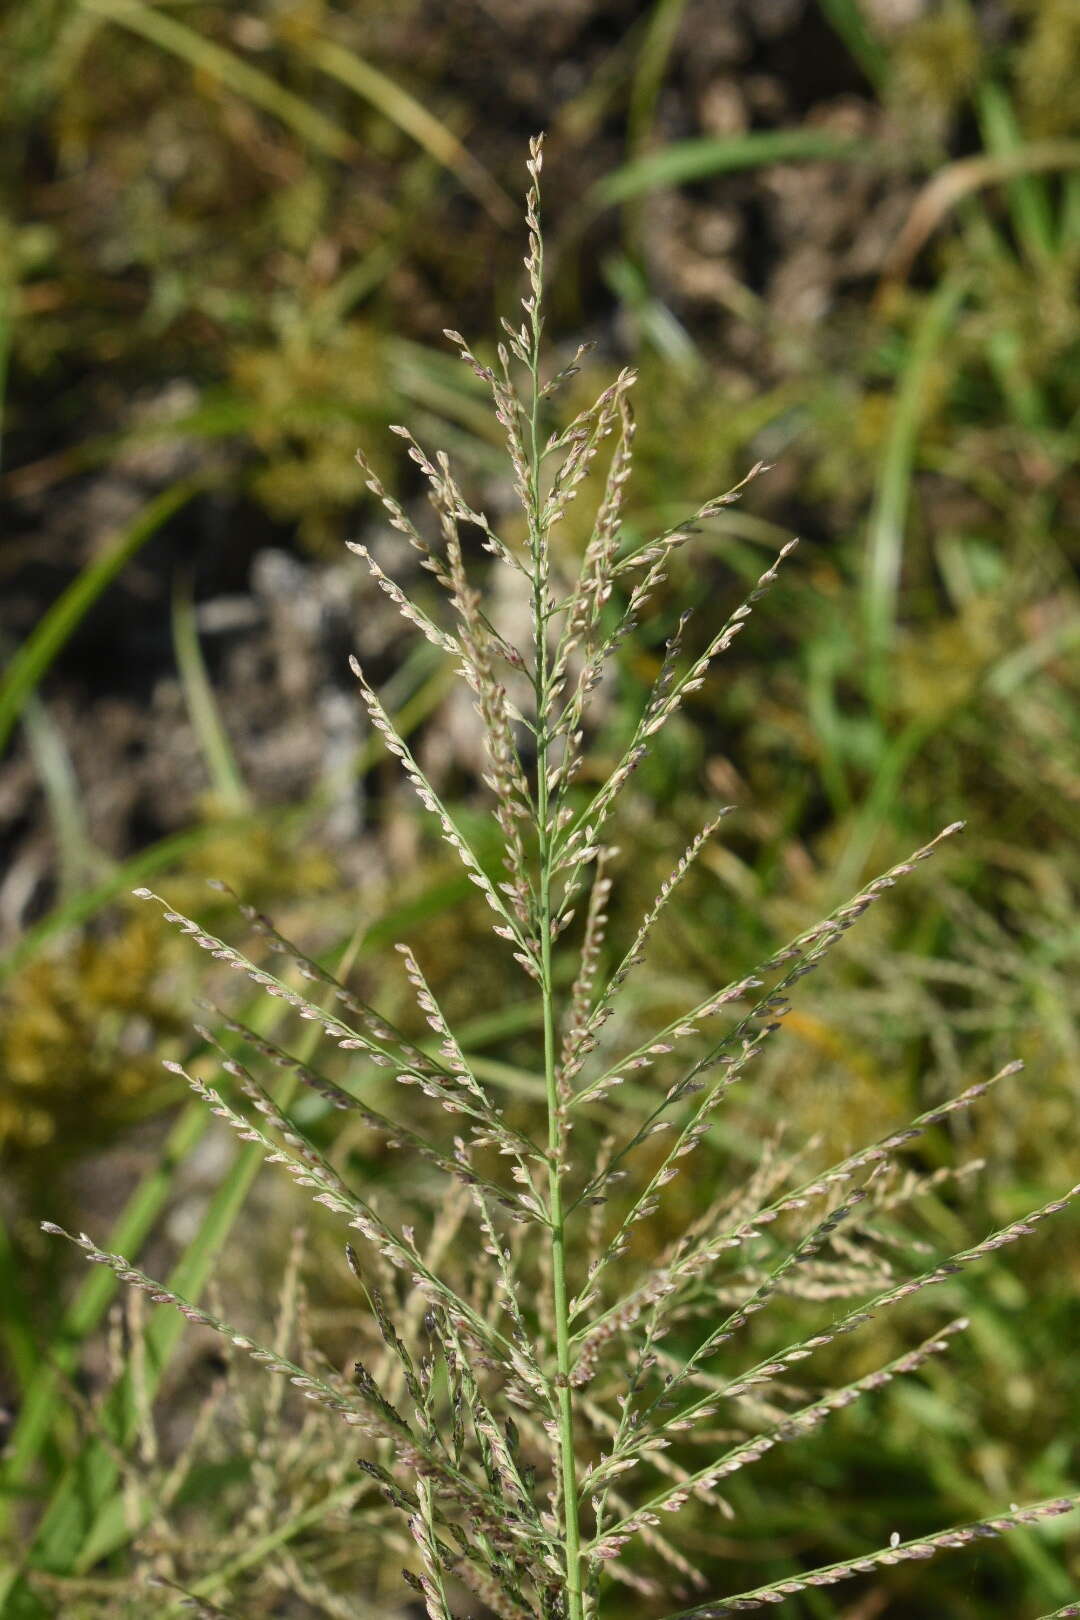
[0,911,176,1151]
[229,322,391,550]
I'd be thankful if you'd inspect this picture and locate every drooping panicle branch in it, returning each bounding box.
[661,1496,1080,1618]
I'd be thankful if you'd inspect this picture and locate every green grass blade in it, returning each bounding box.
[952,205,1051,432]
[602,252,700,367]
[297,34,514,223]
[77,0,356,161]
[621,0,689,252]
[21,694,102,897]
[0,477,205,755]
[829,717,937,899]
[171,580,250,815]
[626,0,691,158]
[976,80,1056,265]
[591,128,871,208]
[862,271,968,707]
[816,0,891,90]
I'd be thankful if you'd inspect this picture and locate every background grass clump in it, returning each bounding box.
[0,1,1078,1616]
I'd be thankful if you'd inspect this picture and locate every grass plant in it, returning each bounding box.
[38,137,1079,1620]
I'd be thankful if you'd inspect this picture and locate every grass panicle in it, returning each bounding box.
[47,135,1078,1620]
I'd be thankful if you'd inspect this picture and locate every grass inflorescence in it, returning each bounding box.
[43,135,1078,1620]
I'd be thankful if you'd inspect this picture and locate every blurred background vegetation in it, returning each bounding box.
[0,0,1078,1616]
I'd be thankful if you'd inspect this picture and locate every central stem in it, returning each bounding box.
[527,276,584,1619]
[538,767,584,1620]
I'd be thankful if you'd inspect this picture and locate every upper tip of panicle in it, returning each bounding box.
[132,887,153,899]
[162,1059,185,1076]
[41,1221,64,1236]
[348,654,363,678]
[206,878,226,891]
[944,819,966,835]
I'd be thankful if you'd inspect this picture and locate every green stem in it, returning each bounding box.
[526,215,584,1620]
[539,802,583,1619]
